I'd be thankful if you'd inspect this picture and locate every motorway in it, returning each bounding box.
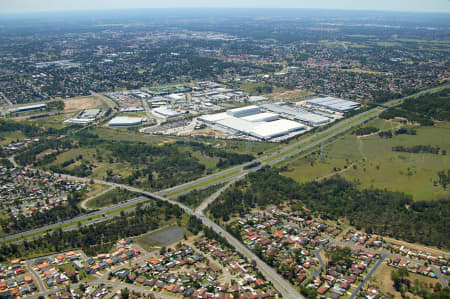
[80,186,116,210]
[0,94,434,298]
[0,102,389,244]
[194,178,240,213]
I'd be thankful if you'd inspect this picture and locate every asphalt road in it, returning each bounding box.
[312,247,326,277]
[157,105,388,197]
[193,212,301,299]
[325,236,449,289]
[0,95,418,298]
[194,178,240,213]
[80,186,116,210]
[1,104,387,244]
[25,259,46,293]
[349,254,387,299]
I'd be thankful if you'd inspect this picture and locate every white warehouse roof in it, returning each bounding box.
[251,119,305,140]
[108,116,143,126]
[306,97,360,112]
[216,117,256,134]
[153,107,181,118]
[241,112,279,122]
[226,105,260,117]
[215,117,305,140]
[262,103,330,126]
[198,112,230,123]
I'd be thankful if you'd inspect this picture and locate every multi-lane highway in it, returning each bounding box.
[0,95,417,298]
[0,104,387,244]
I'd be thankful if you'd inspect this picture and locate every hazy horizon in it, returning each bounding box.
[1,0,449,14]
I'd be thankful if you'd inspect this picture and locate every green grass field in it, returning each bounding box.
[93,127,171,144]
[282,119,450,201]
[85,188,139,209]
[29,112,77,129]
[0,131,26,146]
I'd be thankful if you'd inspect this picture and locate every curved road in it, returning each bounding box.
[1,95,413,298]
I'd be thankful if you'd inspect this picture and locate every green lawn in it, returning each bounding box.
[282,119,450,201]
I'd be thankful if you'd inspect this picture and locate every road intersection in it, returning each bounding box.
[3,93,445,298]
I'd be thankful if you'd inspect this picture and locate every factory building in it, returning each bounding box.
[306,97,361,113]
[153,107,182,118]
[199,106,305,141]
[226,105,260,118]
[108,116,143,126]
[9,104,47,113]
[241,112,279,122]
[247,96,268,103]
[250,120,305,140]
[120,107,145,113]
[262,103,330,126]
[213,117,305,141]
[198,112,229,124]
[80,109,101,119]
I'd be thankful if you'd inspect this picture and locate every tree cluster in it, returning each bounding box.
[209,167,450,249]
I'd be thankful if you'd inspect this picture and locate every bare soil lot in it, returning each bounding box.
[64,96,104,111]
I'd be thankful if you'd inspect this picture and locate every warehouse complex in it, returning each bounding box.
[305,96,361,112]
[199,105,306,141]
[262,103,330,126]
[198,96,360,141]
[64,109,102,124]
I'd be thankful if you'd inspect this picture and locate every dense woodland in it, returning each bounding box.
[0,119,43,137]
[209,167,450,249]
[176,183,225,208]
[380,88,450,125]
[0,201,183,259]
[15,132,254,190]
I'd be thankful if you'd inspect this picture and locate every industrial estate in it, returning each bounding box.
[0,7,448,299]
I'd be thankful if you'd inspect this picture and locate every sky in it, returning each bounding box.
[0,0,449,14]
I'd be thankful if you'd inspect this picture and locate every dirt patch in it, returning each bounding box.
[157,139,177,146]
[272,89,311,102]
[64,96,104,111]
[191,128,224,137]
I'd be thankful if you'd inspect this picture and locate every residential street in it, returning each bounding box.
[2,93,445,298]
[349,254,387,299]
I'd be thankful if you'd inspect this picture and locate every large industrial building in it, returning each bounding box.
[9,104,47,113]
[262,103,330,126]
[305,97,361,113]
[198,105,305,141]
[197,95,361,141]
[153,107,182,118]
[241,112,278,122]
[226,105,260,118]
[64,109,101,125]
[108,116,143,126]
